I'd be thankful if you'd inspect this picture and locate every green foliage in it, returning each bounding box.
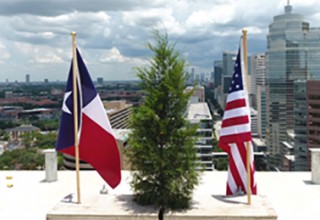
[0,121,20,130]
[255,156,268,171]
[268,153,282,170]
[34,132,58,149]
[126,31,200,210]
[213,157,228,170]
[0,131,10,141]
[33,119,59,131]
[0,148,44,170]
[217,108,224,117]
[57,153,64,170]
[20,131,38,149]
[212,136,219,150]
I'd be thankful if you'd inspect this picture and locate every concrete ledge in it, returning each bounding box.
[47,194,277,220]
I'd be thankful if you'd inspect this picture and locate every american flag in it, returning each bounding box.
[218,40,257,195]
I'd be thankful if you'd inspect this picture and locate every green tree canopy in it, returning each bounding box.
[33,119,59,131]
[0,148,44,170]
[126,31,200,214]
[34,132,57,149]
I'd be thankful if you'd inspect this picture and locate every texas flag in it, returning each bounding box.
[56,48,121,188]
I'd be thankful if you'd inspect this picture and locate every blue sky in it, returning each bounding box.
[0,0,319,82]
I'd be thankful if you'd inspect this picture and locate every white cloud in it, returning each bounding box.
[211,26,263,38]
[14,42,65,64]
[0,0,319,81]
[186,4,235,28]
[10,11,111,41]
[0,42,10,63]
[33,53,64,64]
[291,0,317,6]
[103,28,111,37]
[100,47,147,66]
[16,31,55,39]
[39,11,111,25]
[243,26,264,35]
[100,47,126,63]
[122,8,185,35]
[41,32,55,39]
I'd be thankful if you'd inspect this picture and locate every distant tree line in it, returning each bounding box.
[0,131,63,170]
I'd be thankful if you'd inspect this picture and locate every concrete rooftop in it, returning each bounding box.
[1,171,319,220]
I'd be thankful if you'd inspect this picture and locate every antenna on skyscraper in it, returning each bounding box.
[285,0,292,14]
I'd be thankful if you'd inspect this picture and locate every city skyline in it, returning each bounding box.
[0,0,319,82]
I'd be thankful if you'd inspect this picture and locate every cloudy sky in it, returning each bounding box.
[0,0,319,82]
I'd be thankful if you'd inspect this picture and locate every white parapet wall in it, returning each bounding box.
[310,148,320,184]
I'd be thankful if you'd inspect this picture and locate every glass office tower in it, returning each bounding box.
[293,80,307,171]
[266,3,320,167]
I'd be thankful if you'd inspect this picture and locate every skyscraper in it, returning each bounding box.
[213,60,222,88]
[305,80,320,170]
[266,2,320,167]
[26,74,30,83]
[220,51,237,108]
[251,53,266,138]
[293,80,307,171]
[97,77,104,85]
[251,53,266,100]
[257,85,267,138]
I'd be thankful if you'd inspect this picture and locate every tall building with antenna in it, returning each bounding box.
[266,1,320,168]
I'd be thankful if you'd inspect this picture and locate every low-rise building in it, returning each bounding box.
[187,102,213,171]
[62,100,132,170]
[5,124,40,140]
[104,100,133,129]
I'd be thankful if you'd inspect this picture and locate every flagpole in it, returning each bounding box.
[242,29,251,205]
[71,31,81,204]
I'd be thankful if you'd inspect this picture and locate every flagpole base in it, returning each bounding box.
[47,194,277,220]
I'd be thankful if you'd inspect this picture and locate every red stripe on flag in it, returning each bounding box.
[226,183,232,195]
[221,115,249,128]
[218,142,230,154]
[236,141,247,168]
[219,132,252,144]
[225,98,246,111]
[250,162,257,194]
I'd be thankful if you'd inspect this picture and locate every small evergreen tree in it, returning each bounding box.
[126,31,200,216]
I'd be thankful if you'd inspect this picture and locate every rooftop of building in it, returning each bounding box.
[250,107,257,115]
[5,124,40,132]
[113,129,131,143]
[285,155,295,161]
[1,171,319,220]
[103,100,132,113]
[252,138,266,146]
[282,141,294,149]
[20,108,52,113]
[187,102,212,122]
[185,85,205,90]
